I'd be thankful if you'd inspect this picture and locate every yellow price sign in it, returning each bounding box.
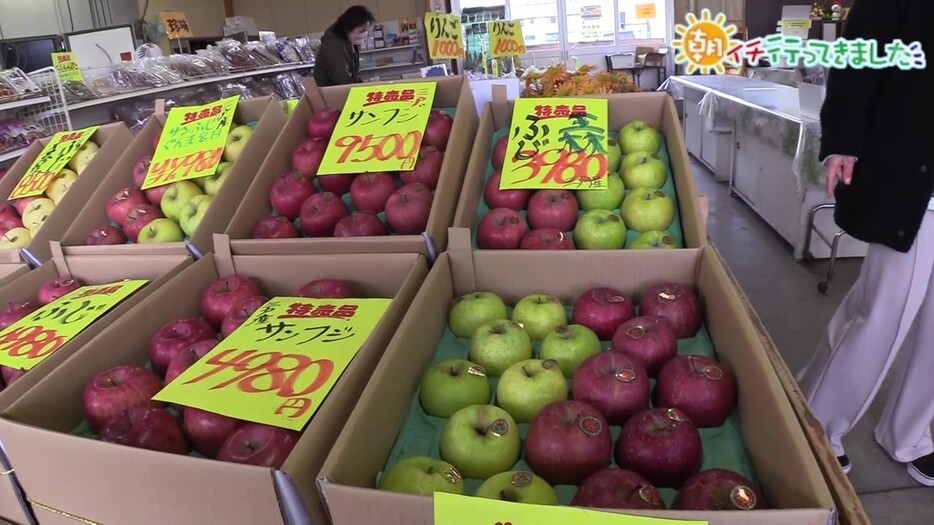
[781,18,812,29]
[500,98,610,190]
[284,98,300,115]
[318,83,437,175]
[52,52,84,83]
[8,127,99,200]
[161,11,193,39]
[434,493,707,524]
[153,297,392,430]
[0,279,148,371]
[425,12,465,59]
[635,3,657,19]
[489,21,526,58]
[143,95,239,190]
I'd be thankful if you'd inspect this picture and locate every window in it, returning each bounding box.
[565,0,616,47]
[511,0,561,50]
[618,0,667,41]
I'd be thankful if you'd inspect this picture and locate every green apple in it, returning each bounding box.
[619,120,662,155]
[440,405,521,479]
[45,169,78,204]
[475,471,559,505]
[448,291,508,338]
[622,188,676,233]
[496,359,568,423]
[576,174,624,211]
[67,141,100,174]
[0,228,31,249]
[511,294,567,341]
[469,320,532,377]
[202,162,233,196]
[621,152,667,190]
[419,359,492,417]
[539,324,602,377]
[137,218,184,243]
[629,230,681,250]
[606,138,622,174]
[573,210,627,250]
[160,180,203,221]
[179,194,213,237]
[378,456,465,496]
[224,125,253,162]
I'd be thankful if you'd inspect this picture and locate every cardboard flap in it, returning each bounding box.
[154,99,166,116]
[303,77,328,111]
[443,238,477,296]
[48,242,69,277]
[212,234,236,277]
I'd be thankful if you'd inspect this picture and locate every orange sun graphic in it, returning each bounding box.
[671,9,744,74]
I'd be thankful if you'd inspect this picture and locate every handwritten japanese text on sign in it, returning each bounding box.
[425,12,465,59]
[0,279,148,370]
[433,492,708,525]
[8,127,99,200]
[318,83,437,175]
[489,21,526,57]
[153,297,392,431]
[51,52,84,83]
[500,98,609,190]
[143,95,239,190]
[635,3,657,19]
[161,11,193,39]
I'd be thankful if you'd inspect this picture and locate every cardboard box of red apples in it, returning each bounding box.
[452,90,707,252]
[224,76,479,258]
[316,246,838,524]
[0,235,428,525]
[58,97,287,258]
[0,123,133,265]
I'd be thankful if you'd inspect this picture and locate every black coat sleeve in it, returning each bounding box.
[818,0,902,161]
[319,40,354,86]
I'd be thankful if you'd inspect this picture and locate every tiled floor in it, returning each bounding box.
[693,159,934,524]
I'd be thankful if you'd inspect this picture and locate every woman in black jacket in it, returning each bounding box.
[796,0,934,486]
[313,5,376,87]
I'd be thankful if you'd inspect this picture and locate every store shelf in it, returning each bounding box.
[360,44,419,55]
[0,146,28,163]
[360,61,426,73]
[0,96,52,113]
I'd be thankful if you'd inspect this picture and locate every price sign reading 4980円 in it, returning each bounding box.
[8,127,99,200]
[0,279,148,371]
[317,83,437,175]
[153,297,392,430]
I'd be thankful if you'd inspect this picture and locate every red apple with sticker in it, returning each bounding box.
[491,135,509,169]
[86,224,127,245]
[200,276,263,329]
[106,187,148,225]
[572,353,650,425]
[149,317,217,376]
[424,110,454,151]
[525,400,613,485]
[611,316,678,377]
[307,108,341,140]
[0,204,17,220]
[221,296,269,338]
[401,146,444,189]
[477,208,529,250]
[350,172,398,213]
[296,278,354,298]
[291,137,327,176]
[83,365,164,432]
[572,287,636,341]
[13,197,36,216]
[0,302,36,329]
[184,407,245,458]
[132,156,152,188]
[673,469,766,511]
[145,184,169,207]
[38,277,82,305]
[484,171,532,211]
[386,183,433,235]
[217,423,300,468]
[333,211,388,237]
[616,407,703,488]
[0,215,23,236]
[269,171,315,220]
[520,228,575,250]
[164,339,217,385]
[251,216,300,239]
[122,204,163,242]
[299,192,350,237]
[656,355,737,428]
[99,406,188,455]
[639,283,703,339]
[572,468,667,510]
[528,189,579,231]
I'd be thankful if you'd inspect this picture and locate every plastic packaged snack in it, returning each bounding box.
[0,119,47,155]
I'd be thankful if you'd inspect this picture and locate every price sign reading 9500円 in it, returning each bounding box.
[8,127,99,200]
[317,83,437,175]
[500,98,610,191]
[425,12,465,59]
[153,297,392,431]
[0,279,148,370]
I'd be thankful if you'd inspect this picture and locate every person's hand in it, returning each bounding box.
[826,155,857,197]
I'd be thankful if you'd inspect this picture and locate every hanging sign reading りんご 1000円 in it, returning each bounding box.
[500,98,610,191]
[317,83,437,175]
[153,297,392,431]
[8,126,99,200]
[142,95,239,190]
[489,20,526,58]
[425,12,465,59]
[0,279,149,371]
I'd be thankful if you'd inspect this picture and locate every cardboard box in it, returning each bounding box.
[0,235,429,525]
[59,97,288,258]
[0,123,133,265]
[0,243,192,524]
[225,76,480,259]
[317,247,837,525]
[0,263,28,289]
[452,90,707,251]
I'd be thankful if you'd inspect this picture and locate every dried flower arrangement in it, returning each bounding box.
[521,64,640,97]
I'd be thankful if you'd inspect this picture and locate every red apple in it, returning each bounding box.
[307,108,340,140]
[184,407,245,458]
[526,400,612,486]
[269,171,315,220]
[611,316,678,377]
[99,406,188,455]
[572,353,650,425]
[83,365,163,432]
[385,183,433,235]
[491,135,509,170]
[221,295,269,338]
[122,204,163,242]
[200,276,263,329]
[291,137,327,176]
[1,365,26,385]
[656,355,736,428]
[349,172,398,213]
[0,215,23,234]
[484,170,532,211]
[424,110,454,151]
[315,173,355,195]
[401,146,443,189]
[38,277,82,305]
[572,287,636,341]
[571,468,667,510]
[299,192,350,237]
[333,211,388,237]
[673,469,766,511]
[296,278,354,298]
[217,423,300,468]
[528,189,579,231]
[164,339,217,385]
[476,208,529,249]
[132,156,152,188]
[13,197,36,216]
[520,228,575,250]
[616,407,703,488]
[251,216,300,239]
[106,187,148,225]
[0,302,37,329]
[640,283,703,339]
[86,224,127,245]
[149,318,217,376]
[0,204,18,219]
[145,185,169,207]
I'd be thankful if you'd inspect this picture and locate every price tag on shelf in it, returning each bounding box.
[8,126,99,200]
[51,52,84,83]
[153,297,392,431]
[317,83,437,175]
[500,98,610,190]
[142,95,239,190]
[425,12,465,59]
[161,10,193,39]
[0,279,148,371]
[489,21,526,58]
